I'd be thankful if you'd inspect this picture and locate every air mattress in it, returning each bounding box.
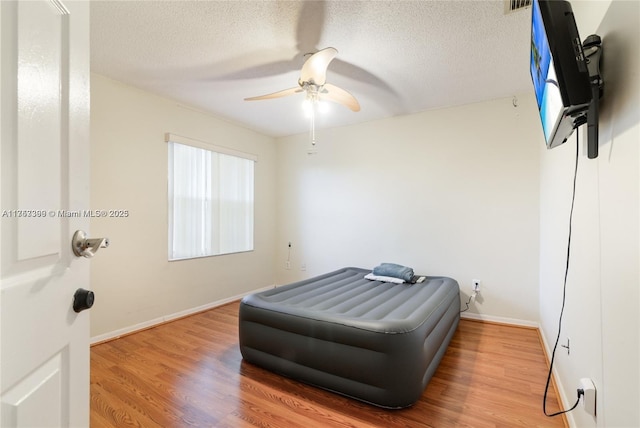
[239,267,460,408]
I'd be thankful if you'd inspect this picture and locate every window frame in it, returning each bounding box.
[165,133,257,261]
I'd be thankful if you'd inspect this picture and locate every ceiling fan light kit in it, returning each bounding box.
[245,47,360,147]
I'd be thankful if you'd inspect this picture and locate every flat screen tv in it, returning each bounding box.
[530,0,592,150]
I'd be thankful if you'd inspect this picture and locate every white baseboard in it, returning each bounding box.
[90,284,275,345]
[460,311,539,328]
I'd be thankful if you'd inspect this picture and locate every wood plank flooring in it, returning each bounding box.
[90,301,567,427]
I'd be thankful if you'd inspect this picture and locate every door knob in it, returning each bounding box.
[73,288,94,313]
[72,230,109,258]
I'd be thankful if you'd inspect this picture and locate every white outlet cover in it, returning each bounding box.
[580,378,596,416]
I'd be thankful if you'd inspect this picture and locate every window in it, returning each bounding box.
[166,134,255,260]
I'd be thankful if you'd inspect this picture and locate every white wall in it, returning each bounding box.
[276,96,542,323]
[539,1,639,427]
[89,74,277,338]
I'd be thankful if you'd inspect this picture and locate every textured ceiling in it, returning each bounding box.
[91,0,533,137]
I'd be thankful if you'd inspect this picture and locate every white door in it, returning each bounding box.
[1,0,91,427]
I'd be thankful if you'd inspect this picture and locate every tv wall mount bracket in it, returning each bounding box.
[583,34,603,159]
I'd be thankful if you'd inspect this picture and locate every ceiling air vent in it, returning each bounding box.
[505,0,532,14]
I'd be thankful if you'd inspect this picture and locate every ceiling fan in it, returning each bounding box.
[244,47,361,113]
[245,47,359,149]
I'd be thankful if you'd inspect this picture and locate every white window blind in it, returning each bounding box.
[167,134,255,260]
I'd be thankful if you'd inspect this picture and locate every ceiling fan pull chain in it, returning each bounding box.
[310,102,316,146]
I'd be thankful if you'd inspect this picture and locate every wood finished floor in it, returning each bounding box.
[90,301,567,427]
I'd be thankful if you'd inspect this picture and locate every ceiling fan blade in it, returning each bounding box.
[244,87,302,101]
[319,83,361,112]
[300,47,338,86]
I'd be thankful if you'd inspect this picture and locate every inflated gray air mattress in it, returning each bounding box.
[239,267,460,408]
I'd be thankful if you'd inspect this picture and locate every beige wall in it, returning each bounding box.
[276,95,542,324]
[89,74,277,339]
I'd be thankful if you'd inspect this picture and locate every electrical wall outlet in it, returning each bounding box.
[285,261,291,270]
[580,378,597,416]
[472,279,481,292]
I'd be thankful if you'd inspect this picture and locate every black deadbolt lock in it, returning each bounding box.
[73,288,95,313]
